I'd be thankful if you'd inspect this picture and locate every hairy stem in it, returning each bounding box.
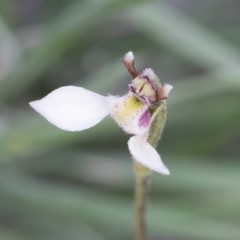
[134,102,167,240]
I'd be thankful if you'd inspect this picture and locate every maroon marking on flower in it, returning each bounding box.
[139,110,151,128]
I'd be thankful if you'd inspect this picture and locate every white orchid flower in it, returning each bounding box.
[30,52,172,175]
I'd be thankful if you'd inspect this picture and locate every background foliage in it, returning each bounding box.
[0,0,240,239]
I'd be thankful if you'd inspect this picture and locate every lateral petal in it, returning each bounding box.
[30,86,109,131]
[128,135,170,175]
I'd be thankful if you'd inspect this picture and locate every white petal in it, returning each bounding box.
[30,86,109,131]
[128,135,170,175]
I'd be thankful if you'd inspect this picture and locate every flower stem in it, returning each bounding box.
[134,163,150,240]
[134,103,167,240]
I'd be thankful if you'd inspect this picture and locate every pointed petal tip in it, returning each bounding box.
[123,51,134,62]
[159,84,173,99]
[147,160,170,175]
[29,100,37,108]
[164,84,173,94]
[29,101,34,107]
[158,166,170,175]
[29,100,42,113]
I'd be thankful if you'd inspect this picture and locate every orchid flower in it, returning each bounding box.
[30,52,172,175]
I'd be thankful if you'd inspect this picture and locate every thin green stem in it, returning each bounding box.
[134,168,149,240]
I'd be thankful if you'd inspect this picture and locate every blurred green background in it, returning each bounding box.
[0,0,240,239]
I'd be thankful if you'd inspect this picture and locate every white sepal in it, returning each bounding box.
[128,135,170,175]
[30,86,109,131]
